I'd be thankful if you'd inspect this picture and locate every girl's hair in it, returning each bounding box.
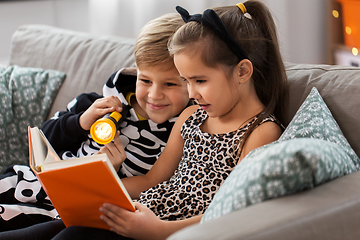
[134,13,184,70]
[169,0,289,154]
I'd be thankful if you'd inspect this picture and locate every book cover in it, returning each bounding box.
[28,126,135,230]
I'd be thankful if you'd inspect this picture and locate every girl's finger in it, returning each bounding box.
[99,213,128,237]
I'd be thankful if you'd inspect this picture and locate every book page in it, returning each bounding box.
[41,154,109,171]
[30,127,61,171]
[30,127,48,170]
[38,130,61,165]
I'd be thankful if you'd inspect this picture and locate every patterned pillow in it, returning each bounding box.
[201,87,360,223]
[279,87,359,169]
[0,65,65,172]
[202,138,358,222]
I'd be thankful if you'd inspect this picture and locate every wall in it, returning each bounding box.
[0,0,89,65]
[0,0,328,65]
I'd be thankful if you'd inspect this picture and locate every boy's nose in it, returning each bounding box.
[148,86,164,99]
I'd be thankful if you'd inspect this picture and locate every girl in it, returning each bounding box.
[2,1,289,239]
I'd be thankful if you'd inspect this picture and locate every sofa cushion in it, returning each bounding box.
[0,65,65,172]
[201,87,360,223]
[9,25,136,119]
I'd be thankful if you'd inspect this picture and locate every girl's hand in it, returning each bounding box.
[96,131,126,172]
[79,96,123,131]
[99,202,164,240]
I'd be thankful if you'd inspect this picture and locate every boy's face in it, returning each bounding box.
[135,65,189,124]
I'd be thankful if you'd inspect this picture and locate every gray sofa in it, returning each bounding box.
[9,25,360,239]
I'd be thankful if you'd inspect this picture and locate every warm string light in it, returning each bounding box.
[352,47,358,56]
[346,26,352,35]
[333,8,358,57]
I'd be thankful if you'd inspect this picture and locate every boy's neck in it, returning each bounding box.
[128,93,148,121]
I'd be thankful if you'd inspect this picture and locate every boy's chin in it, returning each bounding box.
[148,114,172,124]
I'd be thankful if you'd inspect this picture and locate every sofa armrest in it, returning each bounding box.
[9,25,136,118]
[168,170,360,240]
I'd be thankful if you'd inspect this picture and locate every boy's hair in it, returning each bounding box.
[169,0,289,155]
[134,13,184,70]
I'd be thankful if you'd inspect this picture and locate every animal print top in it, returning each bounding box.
[137,107,280,220]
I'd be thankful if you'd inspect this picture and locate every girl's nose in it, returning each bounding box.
[187,84,200,100]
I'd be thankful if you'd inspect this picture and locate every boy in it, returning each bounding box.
[42,12,190,178]
[0,13,190,232]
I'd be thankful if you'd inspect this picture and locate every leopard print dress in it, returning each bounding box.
[137,108,280,221]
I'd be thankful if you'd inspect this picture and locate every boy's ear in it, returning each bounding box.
[237,59,253,84]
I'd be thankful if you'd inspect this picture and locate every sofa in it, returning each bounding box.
[6,25,360,239]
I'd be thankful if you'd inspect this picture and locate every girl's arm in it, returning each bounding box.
[121,105,199,199]
[100,202,202,240]
[239,121,282,161]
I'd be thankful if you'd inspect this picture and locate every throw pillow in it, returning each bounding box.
[279,87,359,169]
[202,87,360,222]
[201,138,357,222]
[0,65,66,172]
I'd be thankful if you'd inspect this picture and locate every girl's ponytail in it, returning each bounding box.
[243,0,288,125]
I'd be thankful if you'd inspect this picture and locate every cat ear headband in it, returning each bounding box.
[175,3,249,62]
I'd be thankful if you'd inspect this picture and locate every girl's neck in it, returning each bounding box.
[200,98,265,135]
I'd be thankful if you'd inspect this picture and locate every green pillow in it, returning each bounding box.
[279,87,359,168]
[202,87,360,223]
[202,138,357,222]
[0,65,66,172]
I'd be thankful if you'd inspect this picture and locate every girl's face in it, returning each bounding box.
[135,66,189,124]
[174,52,242,119]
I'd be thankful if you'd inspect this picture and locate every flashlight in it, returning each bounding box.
[90,104,128,145]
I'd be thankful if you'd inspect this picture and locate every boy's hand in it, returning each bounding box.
[99,202,164,240]
[79,96,123,131]
[96,131,126,172]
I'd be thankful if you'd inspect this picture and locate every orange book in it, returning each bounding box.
[28,126,135,230]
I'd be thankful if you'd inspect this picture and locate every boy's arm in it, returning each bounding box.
[41,92,103,154]
[122,105,199,199]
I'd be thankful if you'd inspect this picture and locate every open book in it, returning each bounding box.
[28,126,135,230]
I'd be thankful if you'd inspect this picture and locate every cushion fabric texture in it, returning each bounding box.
[10,25,135,119]
[0,65,65,172]
[201,87,360,223]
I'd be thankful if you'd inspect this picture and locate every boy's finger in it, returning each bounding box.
[113,132,126,157]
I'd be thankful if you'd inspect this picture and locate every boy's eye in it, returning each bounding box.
[140,79,151,84]
[196,80,206,84]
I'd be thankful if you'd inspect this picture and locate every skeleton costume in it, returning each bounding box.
[0,68,187,230]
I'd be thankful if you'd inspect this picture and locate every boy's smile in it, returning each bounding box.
[147,102,170,110]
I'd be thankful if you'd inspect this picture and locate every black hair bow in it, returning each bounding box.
[176,6,248,62]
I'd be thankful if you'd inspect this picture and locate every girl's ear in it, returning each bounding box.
[237,59,253,84]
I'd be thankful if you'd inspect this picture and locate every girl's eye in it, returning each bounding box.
[165,82,177,87]
[196,80,206,84]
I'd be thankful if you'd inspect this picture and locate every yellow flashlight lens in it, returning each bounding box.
[90,117,117,145]
[94,122,113,140]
